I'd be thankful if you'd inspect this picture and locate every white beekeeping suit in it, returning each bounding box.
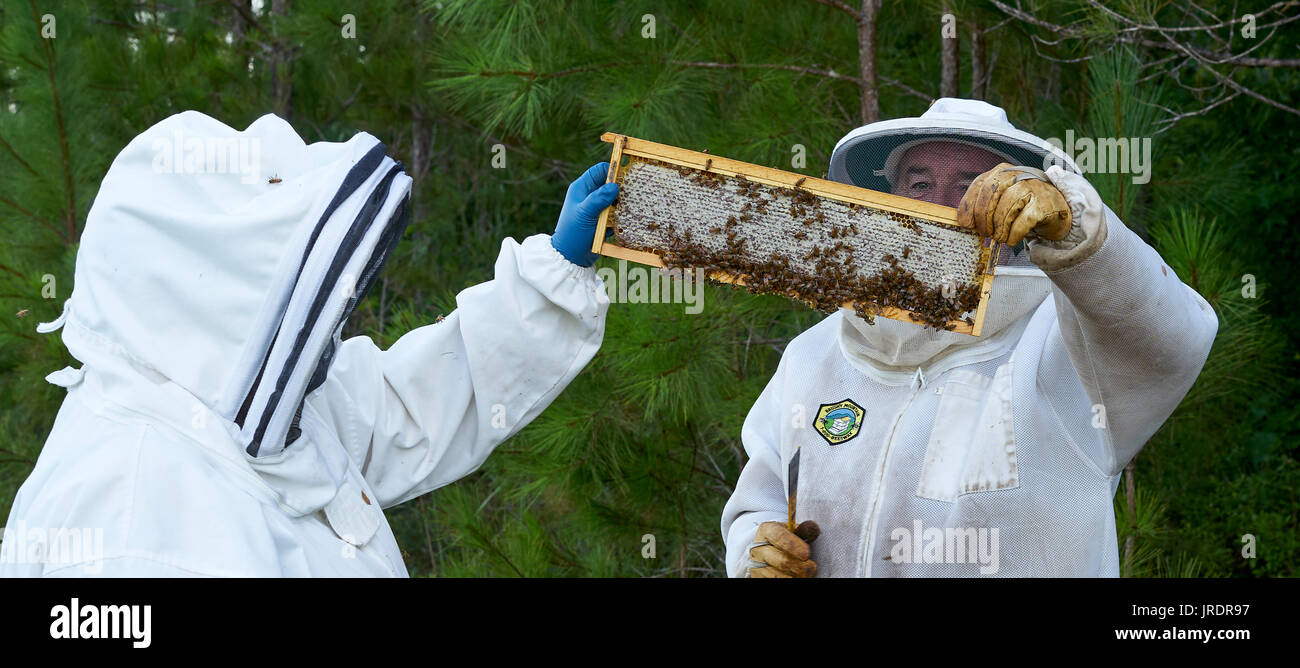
[721,99,1218,577]
[0,111,608,577]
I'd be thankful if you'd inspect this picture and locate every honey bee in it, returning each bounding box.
[268,175,282,184]
[15,308,29,318]
[704,158,712,171]
[794,177,807,189]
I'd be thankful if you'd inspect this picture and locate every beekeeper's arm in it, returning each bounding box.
[960,164,1219,476]
[720,358,819,578]
[306,163,618,508]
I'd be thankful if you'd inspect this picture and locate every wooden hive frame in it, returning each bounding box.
[591,133,1001,336]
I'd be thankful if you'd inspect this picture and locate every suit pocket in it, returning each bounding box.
[916,363,1019,503]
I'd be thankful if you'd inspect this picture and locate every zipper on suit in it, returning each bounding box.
[860,368,926,577]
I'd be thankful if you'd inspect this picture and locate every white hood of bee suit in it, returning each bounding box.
[45,110,411,512]
[827,97,1083,192]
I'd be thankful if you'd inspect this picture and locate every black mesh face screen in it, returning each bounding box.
[838,129,1048,195]
[995,241,1037,267]
[883,140,1007,209]
[873,140,1037,269]
[825,108,1077,277]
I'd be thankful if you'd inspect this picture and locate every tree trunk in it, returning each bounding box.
[269,0,295,121]
[229,0,248,43]
[940,0,960,98]
[410,109,431,221]
[858,0,879,124]
[409,10,432,223]
[971,23,987,99]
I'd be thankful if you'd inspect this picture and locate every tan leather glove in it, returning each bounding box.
[749,520,820,578]
[957,163,1072,246]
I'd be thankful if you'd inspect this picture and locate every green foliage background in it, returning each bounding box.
[1,0,1295,576]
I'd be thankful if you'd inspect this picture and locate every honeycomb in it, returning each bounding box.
[606,156,987,329]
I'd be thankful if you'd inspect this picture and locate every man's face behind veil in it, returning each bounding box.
[892,141,1004,208]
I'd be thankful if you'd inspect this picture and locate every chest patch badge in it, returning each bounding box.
[814,399,865,446]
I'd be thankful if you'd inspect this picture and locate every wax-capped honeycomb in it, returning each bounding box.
[607,156,987,329]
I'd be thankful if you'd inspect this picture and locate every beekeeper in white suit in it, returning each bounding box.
[722,98,1219,577]
[0,111,618,577]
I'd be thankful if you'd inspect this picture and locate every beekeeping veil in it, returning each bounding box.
[827,98,1082,369]
[43,110,411,469]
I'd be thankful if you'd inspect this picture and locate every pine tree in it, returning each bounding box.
[1,0,1296,578]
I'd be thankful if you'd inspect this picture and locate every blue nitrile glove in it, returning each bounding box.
[551,162,620,267]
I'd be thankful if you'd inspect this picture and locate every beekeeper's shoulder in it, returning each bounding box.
[781,310,845,363]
